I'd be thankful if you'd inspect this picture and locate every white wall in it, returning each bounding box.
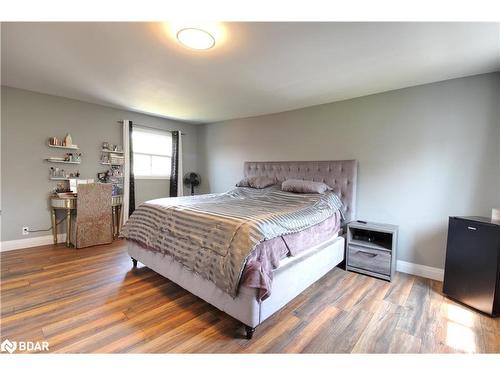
[200,72,500,269]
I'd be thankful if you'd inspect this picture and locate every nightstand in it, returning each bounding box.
[346,221,398,281]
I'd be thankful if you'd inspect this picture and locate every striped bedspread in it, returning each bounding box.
[120,186,343,298]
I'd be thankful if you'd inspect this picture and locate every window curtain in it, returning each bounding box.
[169,131,183,197]
[122,120,136,224]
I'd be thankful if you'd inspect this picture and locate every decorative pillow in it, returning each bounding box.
[236,176,277,189]
[281,179,332,194]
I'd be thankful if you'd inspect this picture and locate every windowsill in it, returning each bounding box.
[135,176,171,180]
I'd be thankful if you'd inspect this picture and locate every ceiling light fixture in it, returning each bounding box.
[176,28,216,50]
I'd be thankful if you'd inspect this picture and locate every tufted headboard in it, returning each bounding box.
[244,160,358,223]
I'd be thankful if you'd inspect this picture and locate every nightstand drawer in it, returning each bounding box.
[347,245,391,276]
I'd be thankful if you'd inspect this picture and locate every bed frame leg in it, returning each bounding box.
[131,257,138,268]
[245,325,255,340]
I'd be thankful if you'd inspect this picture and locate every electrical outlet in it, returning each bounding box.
[22,227,29,236]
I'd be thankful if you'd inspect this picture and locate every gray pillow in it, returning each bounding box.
[236,176,277,189]
[281,179,332,194]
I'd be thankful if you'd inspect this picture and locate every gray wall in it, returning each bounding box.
[2,73,499,268]
[1,86,201,242]
[134,179,172,206]
[200,72,500,269]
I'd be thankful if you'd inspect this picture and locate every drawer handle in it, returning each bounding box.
[467,226,477,231]
[356,250,377,258]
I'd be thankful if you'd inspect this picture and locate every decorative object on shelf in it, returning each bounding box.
[97,169,124,196]
[49,167,68,179]
[183,172,201,195]
[50,169,81,180]
[49,137,61,146]
[48,136,79,149]
[100,143,124,165]
[97,172,107,182]
[100,142,123,154]
[64,133,73,147]
[54,181,71,194]
[109,155,124,165]
[47,136,81,169]
[112,183,123,196]
[70,153,82,163]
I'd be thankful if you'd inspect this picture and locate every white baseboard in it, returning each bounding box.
[396,260,444,281]
[0,234,66,252]
[0,236,445,282]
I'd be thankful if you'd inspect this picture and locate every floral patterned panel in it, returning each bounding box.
[76,183,113,248]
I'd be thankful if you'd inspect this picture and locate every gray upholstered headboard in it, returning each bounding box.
[244,160,358,222]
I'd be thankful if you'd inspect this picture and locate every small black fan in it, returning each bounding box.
[183,172,201,196]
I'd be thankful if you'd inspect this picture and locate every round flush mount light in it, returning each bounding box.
[176,28,216,50]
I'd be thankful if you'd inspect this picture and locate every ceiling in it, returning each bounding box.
[1,22,499,124]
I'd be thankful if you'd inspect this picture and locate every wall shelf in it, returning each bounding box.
[100,162,123,166]
[49,177,70,181]
[46,159,81,164]
[101,149,124,154]
[48,144,80,150]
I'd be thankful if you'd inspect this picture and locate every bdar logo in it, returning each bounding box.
[1,339,17,353]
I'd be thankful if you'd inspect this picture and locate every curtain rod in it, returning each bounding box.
[117,120,186,136]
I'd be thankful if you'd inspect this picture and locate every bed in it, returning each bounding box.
[122,160,358,339]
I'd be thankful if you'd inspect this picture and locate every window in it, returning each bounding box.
[132,127,172,179]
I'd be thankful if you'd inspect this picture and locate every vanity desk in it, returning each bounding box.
[50,194,123,247]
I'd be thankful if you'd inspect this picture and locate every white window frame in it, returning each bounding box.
[132,126,172,180]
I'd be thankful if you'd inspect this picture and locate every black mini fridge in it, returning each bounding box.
[443,216,500,316]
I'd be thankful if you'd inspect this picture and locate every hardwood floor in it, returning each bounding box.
[1,240,499,353]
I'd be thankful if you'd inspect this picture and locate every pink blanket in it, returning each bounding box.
[240,211,341,300]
